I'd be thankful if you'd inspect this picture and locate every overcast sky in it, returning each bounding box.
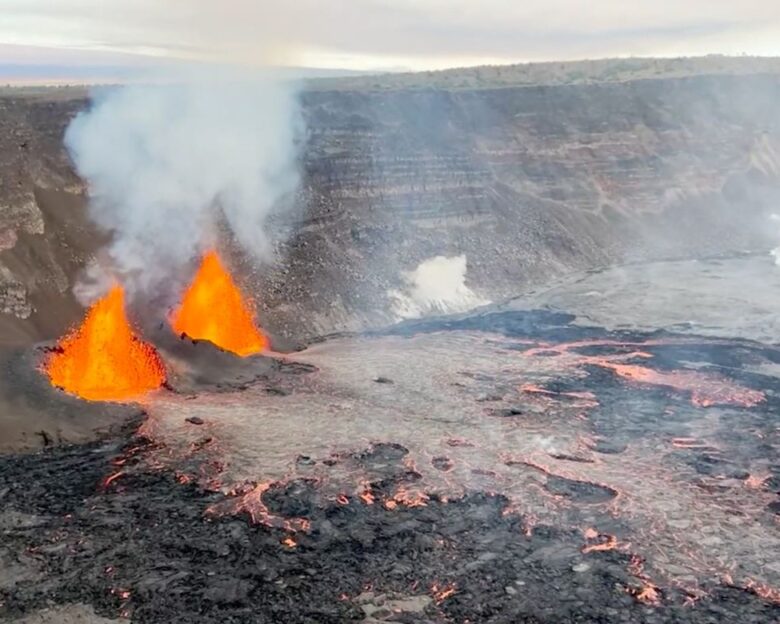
[1,0,780,75]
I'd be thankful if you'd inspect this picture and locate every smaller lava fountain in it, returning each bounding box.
[45,286,166,401]
[171,250,269,356]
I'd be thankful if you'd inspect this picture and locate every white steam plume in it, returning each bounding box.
[389,255,489,319]
[771,214,780,266]
[65,69,302,300]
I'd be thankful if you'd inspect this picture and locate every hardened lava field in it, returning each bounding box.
[1,308,779,623]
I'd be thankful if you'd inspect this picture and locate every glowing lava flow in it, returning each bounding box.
[171,250,269,356]
[524,340,765,408]
[593,359,765,408]
[45,286,165,401]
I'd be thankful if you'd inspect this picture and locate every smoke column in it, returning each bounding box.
[65,68,302,299]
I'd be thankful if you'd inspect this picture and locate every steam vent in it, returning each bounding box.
[2,54,780,624]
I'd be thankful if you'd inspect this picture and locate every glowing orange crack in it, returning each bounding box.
[431,582,457,603]
[205,482,310,532]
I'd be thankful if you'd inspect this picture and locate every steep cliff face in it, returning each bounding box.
[2,70,780,345]
[0,93,98,345]
[256,74,780,339]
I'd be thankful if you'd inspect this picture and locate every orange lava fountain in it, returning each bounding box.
[171,250,269,356]
[45,286,166,402]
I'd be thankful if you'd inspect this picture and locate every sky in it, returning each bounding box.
[1,0,780,81]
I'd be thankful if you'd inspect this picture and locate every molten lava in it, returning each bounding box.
[45,286,165,401]
[171,250,268,356]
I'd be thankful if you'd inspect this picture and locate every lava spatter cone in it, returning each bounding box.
[45,285,166,401]
[171,250,269,356]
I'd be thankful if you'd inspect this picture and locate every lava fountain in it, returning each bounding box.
[171,250,269,356]
[45,285,166,401]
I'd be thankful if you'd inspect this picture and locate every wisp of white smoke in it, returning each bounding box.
[771,214,780,266]
[65,68,302,300]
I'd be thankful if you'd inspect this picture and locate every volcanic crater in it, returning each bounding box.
[2,61,780,623]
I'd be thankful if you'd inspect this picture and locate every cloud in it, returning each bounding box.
[0,1,779,71]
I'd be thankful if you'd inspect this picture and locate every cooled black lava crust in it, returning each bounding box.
[0,434,777,624]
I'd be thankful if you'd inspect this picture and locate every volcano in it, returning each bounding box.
[3,60,780,624]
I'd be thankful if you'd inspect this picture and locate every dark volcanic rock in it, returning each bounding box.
[0,426,777,623]
[544,476,618,504]
[0,346,144,454]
